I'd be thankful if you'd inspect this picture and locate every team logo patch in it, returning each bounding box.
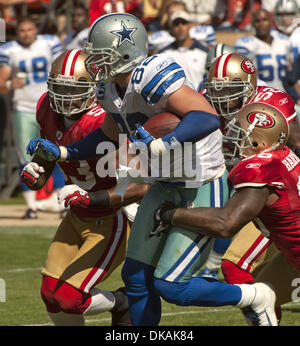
[241,58,256,74]
[110,21,137,47]
[246,163,261,169]
[279,97,288,106]
[247,112,275,128]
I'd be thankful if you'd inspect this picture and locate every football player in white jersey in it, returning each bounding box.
[234,8,292,91]
[0,16,64,219]
[26,13,277,326]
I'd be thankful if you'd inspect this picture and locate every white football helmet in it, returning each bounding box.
[84,13,148,83]
[48,49,96,118]
[223,102,289,163]
[206,53,257,120]
[205,43,237,73]
[275,0,299,35]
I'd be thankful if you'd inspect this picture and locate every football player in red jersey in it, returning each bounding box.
[21,49,148,326]
[152,101,300,320]
[201,52,300,321]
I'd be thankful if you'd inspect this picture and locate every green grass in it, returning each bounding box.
[0,225,300,326]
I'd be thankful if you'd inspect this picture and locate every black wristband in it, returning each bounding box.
[161,208,176,225]
[89,190,110,208]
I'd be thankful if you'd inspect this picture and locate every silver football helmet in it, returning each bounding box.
[205,44,237,72]
[84,13,148,83]
[274,0,300,35]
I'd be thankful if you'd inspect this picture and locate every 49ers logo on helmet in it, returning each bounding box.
[247,112,275,128]
[241,58,256,74]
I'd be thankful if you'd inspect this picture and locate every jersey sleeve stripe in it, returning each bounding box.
[149,70,186,104]
[141,62,183,102]
[0,54,9,64]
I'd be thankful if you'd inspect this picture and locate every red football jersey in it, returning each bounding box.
[36,93,118,218]
[228,147,300,271]
[250,86,296,123]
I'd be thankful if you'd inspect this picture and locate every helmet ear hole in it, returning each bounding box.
[123,54,130,60]
[252,141,258,147]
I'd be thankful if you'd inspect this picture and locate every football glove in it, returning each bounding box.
[150,201,176,237]
[58,184,90,208]
[130,125,154,146]
[21,162,45,188]
[27,138,62,162]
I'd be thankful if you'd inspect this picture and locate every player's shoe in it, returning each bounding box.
[198,267,219,280]
[22,208,38,219]
[110,287,131,326]
[242,282,277,326]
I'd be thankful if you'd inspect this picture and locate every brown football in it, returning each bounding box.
[143,112,180,139]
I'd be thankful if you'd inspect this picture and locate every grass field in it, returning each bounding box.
[1,206,300,326]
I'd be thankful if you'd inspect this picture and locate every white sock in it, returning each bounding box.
[83,288,115,315]
[205,250,222,271]
[22,190,37,211]
[235,283,257,308]
[48,311,84,326]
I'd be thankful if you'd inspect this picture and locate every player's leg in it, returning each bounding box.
[221,222,277,284]
[41,210,130,325]
[254,252,300,307]
[13,110,40,218]
[121,184,173,326]
[153,174,246,308]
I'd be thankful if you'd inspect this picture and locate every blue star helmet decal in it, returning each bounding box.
[110,21,137,47]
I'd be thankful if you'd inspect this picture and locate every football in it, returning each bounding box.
[143,112,180,139]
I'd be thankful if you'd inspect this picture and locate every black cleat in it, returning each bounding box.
[22,208,38,219]
[110,287,131,326]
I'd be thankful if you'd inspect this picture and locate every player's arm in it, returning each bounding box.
[58,183,149,209]
[152,187,270,238]
[135,85,221,156]
[0,65,27,94]
[26,112,122,162]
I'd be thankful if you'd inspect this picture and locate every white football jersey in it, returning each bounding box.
[289,26,300,59]
[97,54,224,186]
[161,41,208,90]
[64,28,89,50]
[148,25,216,53]
[234,30,292,90]
[0,34,62,112]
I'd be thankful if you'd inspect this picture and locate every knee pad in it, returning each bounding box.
[40,276,60,313]
[221,259,254,284]
[53,281,92,314]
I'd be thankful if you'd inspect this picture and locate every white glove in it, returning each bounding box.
[21,162,45,187]
[58,184,90,208]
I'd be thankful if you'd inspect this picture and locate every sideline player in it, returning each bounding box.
[22,49,148,326]
[152,101,300,325]
[0,15,64,218]
[26,14,277,326]
[234,8,292,91]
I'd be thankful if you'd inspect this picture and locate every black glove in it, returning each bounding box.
[150,201,176,237]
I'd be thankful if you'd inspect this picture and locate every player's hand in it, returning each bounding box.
[27,138,61,162]
[130,125,154,146]
[58,184,90,208]
[21,162,45,188]
[150,201,176,237]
